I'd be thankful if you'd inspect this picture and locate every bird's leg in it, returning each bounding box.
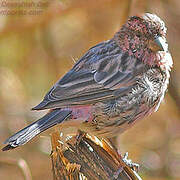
[75,130,86,146]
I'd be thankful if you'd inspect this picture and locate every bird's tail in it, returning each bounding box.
[2,109,71,151]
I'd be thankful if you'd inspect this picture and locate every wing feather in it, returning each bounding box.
[32,39,145,110]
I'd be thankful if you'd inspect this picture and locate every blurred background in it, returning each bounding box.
[0,0,179,179]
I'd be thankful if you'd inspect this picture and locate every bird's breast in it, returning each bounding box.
[85,67,169,137]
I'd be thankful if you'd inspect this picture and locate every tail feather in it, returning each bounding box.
[2,109,71,151]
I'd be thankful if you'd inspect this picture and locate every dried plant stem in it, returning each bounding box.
[50,131,142,180]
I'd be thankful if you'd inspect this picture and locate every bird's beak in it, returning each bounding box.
[149,36,168,52]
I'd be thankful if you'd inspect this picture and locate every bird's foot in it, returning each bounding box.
[123,152,139,172]
[75,130,86,146]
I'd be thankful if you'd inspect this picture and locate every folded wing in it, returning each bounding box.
[32,39,144,110]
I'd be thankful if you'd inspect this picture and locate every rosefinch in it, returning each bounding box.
[2,13,173,151]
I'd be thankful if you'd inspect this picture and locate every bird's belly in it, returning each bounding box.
[89,106,155,138]
[84,94,159,138]
[58,86,162,138]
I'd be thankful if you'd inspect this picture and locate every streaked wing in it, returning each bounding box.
[33,39,144,110]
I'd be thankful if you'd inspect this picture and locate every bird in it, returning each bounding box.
[2,13,173,151]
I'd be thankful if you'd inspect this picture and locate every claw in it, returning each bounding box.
[123,152,139,172]
[75,130,86,146]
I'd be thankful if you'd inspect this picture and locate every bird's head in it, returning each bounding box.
[114,13,172,68]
